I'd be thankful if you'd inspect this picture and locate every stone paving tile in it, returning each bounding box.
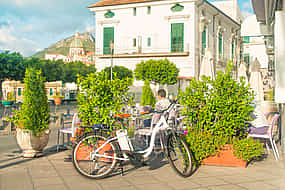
[189,177,229,187]
[125,174,159,185]
[164,179,201,190]
[35,184,68,190]
[207,184,247,190]
[217,175,257,184]
[237,181,277,190]
[62,175,102,190]
[263,178,285,189]
[0,169,33,190]
[136,183,174,190]
[32,176,64,189]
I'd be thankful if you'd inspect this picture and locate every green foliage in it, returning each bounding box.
[7,92,15,101]
[18,68,50,136]
[141,80,156,107]
[180,62,255,163]
[233,138,264,161]
[184,130,230,163]
[134,58,179,85]
[76,71,132,128]
[0,51,25,99]
[103,66,133,84]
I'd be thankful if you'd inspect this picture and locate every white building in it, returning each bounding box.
[241,15,274,95]
[88,0,242,81]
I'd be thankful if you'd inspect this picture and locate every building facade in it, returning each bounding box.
[89,0,242,81]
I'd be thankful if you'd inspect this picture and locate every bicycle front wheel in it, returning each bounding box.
[166,133,193,177]
[72,131,118,179]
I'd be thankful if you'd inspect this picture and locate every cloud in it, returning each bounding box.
[242,2,252,10]
[0,22,39,56]
[242,11,254,19]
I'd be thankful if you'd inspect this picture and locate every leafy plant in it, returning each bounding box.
[17,68,50,136]
[134,58,179,85]
[141,80,156,107]
[233,138,264,161]
[76,71,132,129]
[180,62,255,163]
[103,66,133,83]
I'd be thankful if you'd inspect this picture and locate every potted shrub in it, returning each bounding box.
[2,91,15,107]
[180,62,264,167]
[7,68,50,158]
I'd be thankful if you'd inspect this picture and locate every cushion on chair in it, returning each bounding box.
[248,126,269,135]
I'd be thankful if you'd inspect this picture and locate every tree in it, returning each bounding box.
[141,80,156,107]
[103,66,133,81]
[0,51,25,99]
[134,59,179,85]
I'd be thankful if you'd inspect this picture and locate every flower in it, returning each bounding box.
[184,129,188,135]
[9,115,13,118]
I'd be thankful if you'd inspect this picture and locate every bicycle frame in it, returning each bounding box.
[90,103,176,161]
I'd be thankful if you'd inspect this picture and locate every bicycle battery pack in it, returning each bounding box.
[116,129,134,151]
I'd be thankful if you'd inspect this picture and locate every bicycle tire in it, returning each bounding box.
[166,133,193,177]
[72,131,118,179]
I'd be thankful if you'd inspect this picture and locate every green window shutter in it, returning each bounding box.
[133,8,136,16]
[103,27,114,55]
[133,38,136,47]
[171,23,184,52]
[18,88,21,96]
[50,88,53,96]
[147,6,151,14]
[202,26,207,55]
[243,36,250,43]
[218,33,223,55]
[232,40,235,59]
[244,53,250,66]
[147,37,151,46]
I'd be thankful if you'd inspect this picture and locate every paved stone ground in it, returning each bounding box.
[1,110,285,190]
[1,144,285,190]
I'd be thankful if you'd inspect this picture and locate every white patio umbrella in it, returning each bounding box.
[249,58,264,102]
[199,48,215,80]
[238,62,248,86]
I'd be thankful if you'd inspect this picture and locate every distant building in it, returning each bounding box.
[241,15,274,95]
[45,32,95,65]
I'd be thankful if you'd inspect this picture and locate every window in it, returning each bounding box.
[231,40,235,59]
[171,23,184,52]
[202,26,207,55]
[133,38,136,47]
[103,27,114,55]
[147,37,151,46]
[243,36,250,43]
[50,88,53,96]
[244,53,250,67]
[104,10,115,18]
[218,33,223,55]
[133,8,136,16]
[147,6,151,14]
[18,88,22,96]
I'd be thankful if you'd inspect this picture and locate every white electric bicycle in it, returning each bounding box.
[72,100,193,179]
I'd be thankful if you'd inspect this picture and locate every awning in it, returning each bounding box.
[251,0,277,23]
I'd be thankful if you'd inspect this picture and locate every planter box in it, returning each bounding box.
[202,144,247,168]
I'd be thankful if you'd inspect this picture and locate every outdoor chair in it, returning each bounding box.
[57,112,80,152]
[247,113,280,160]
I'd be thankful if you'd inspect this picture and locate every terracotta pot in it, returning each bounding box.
[53,97,62,105]
[16,128,50,158]
[202,144,247,168]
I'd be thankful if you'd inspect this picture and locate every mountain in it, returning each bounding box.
[32,32,95,59]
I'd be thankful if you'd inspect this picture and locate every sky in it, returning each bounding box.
[0,0,254,57]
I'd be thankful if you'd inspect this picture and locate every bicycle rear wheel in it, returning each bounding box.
[72,131,118,179]
[166,133,193,177]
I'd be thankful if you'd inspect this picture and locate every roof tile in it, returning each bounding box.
[88,0,163,8]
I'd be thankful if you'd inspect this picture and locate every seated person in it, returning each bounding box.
[248,104,269,135]
[144,89,170,127]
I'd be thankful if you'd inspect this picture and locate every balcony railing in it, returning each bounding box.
[98,44,190,58]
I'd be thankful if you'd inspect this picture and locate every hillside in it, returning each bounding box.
[32,32,95,59]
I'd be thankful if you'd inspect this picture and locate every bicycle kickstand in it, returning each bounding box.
[119,161,124,176]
